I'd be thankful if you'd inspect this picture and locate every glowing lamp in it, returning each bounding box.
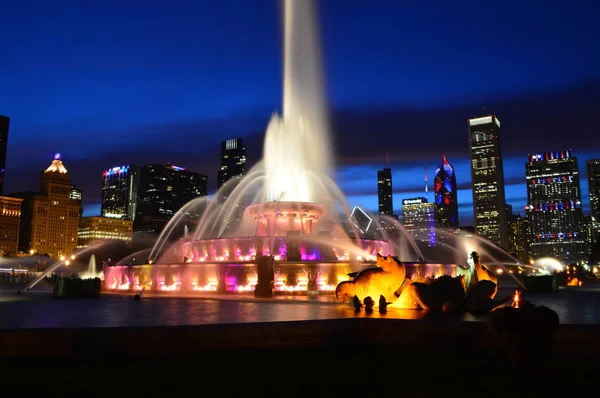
[54,153,61,160]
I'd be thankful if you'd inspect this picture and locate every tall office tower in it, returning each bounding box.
[506,205,531,264]
[468,114,508,249]
[401,197,436,247]
[583,215,596,250]
[217,138,246,191]
[217,138,247,234]
[0,115,9,195]
[434,154,459,228]
[587,159,600,243]
[23,154,80,258]
[70,185,83,217]
[526,150,587,264]
[135,164,207,235]
[377,167,394,216]
[0,196,22,256]
[101,165,139,220]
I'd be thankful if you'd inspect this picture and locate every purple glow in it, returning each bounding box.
[300,250,320,261]
[278,244,287,258]
[225,276,237,286]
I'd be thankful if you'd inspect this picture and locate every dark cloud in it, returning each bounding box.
[4,80,599,219]
[330,79,600,165]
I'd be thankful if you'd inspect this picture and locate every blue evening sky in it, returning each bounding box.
[1,0,599,224]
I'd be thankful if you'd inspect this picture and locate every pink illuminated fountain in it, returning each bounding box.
[104,0,394,295]
[103,0,537,296]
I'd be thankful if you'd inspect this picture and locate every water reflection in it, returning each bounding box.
[1,286,598,329]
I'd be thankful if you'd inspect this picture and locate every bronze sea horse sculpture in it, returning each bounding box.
[335,253,407,304]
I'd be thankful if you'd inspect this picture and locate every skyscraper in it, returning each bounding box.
[70,185,83,217]
[217,138,247,233]
[434,154,459,228]
[101,165,138,220]
[401,197,436,247]
[506,204,531,264]
[587,159,600,243]
[16,154,80,258]
[526,150,587,264]
[377,167,394,216]
[217,138,246,190]
[135,164,207,235]
[468,114,508,249]
[0,115,9,195]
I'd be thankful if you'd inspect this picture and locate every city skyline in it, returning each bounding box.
[1,0,600,224]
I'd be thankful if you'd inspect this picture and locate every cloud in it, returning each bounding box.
[5,80,599,225]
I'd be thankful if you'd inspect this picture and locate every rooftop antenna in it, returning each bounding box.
[385,152,389,168]
[424,164,428,200]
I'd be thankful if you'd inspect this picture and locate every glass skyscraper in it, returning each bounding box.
[70,185,83,217]
[401,197,436,247]
[587,159,600,243]
[377,167,394,216]
[526,150,587,264]
[101,165,139,221]
[468,114,508,249]
[434,154,459,228]
[135,164,207,235]
[217,138,246,190]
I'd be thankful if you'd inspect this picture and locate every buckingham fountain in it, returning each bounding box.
[102,0,536,298]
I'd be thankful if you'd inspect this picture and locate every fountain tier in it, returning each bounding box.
[247,201,325,236]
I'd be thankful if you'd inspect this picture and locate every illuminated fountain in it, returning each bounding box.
[103,0,541,296]
[79,254,103,280]
[103,0,395,295]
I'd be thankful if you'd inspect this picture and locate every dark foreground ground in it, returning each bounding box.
[1,331,598,398]
[1,287,598,397]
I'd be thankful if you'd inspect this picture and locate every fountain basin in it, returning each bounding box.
[103,261,462,295]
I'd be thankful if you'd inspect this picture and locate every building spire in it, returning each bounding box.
[385,151,389,168]
[424,164,428,200]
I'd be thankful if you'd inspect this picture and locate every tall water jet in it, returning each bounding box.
[264,0,331,203]
[80,254,102,279]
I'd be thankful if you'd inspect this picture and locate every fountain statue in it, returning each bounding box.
[338,252,501,311]
[335,254,406,304]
